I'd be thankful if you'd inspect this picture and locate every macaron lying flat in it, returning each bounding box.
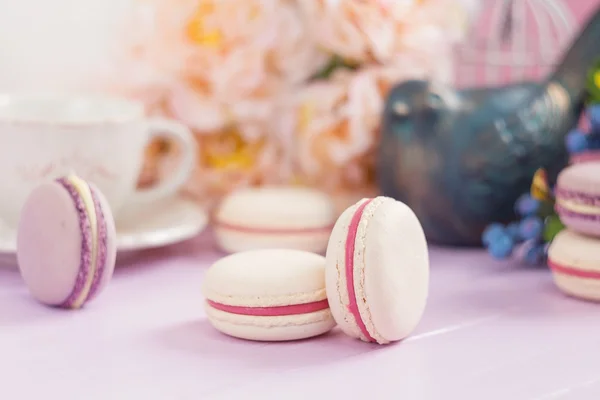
[202,249,336,341]
[325,196,429,344]
[547,229,600,302]
[17,174,117,309]
[555,162,600,237]
[214,186,336,254]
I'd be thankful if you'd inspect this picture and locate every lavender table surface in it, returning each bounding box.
[1,232,599,400]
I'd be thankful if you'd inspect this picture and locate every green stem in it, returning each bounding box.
[310,55,360,81]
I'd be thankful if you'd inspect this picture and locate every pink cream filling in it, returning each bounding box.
[345,199,375,342]
[206,299,329,317]
[548,259,600,279]
[215,220,334,234]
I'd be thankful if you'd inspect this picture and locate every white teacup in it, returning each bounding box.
[0,93,197,230]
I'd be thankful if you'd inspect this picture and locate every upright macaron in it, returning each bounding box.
[547,229,600,302]
[202,249,336,341]
[555,162,600,237]
[17,174,117,309]
[214,186,336,254]
[325,197,429,344]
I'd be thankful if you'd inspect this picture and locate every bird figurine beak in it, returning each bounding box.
[426,93,444,110]
[428,81,460,110]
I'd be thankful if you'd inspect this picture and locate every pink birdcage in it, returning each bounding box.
[454,0,578,88]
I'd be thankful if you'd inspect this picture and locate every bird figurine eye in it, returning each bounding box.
[393,102,410,116]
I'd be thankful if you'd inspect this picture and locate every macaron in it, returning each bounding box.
[202,249,336,341]
[547,229,600,302]
[17,174,117,309]
[325,196,429,344]
[213,186,336,254]
[555,162,600,237]
[570,150,600,165]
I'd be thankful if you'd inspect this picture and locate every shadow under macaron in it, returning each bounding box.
[154,319,384,370]
[0,285,80,326]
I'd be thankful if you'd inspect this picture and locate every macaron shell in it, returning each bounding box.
[555,163,600,236]
[553,273,600,302]
[554,213,600,237]
[202,249,328,307]
[86,183,117,301]
[570,151,600,164]
[556,162,600,195]
[205,306,335,342]
[17,182,85,305]
[362,198,429,341]
[215,186,335,230]
[548,229,600,301]
[325,197,429,344]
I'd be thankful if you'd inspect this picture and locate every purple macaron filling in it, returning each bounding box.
[555,188,600,207]
[86,186,108,301]
[56,178,107,308]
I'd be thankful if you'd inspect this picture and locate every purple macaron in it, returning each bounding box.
[555,162,600,238]
[17,174,117,309]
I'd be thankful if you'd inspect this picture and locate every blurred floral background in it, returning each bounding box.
[0,0,597,212]
[114,0,477,211]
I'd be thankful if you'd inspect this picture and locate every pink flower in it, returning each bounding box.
[174,125,284,208]
[297,0,471,66]
[109,0,474,208]
[167,77,275,137]
[155,78,286,206]
[278,64,432,193]
[122,0,327,102]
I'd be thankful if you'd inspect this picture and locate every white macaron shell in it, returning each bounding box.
[548,229,600,271]
[325,197,429,344]
[362,198,429,342]
[548,230,600,301]
[216,186,335,230]
[202,249,328,306]
[205,306,334,342]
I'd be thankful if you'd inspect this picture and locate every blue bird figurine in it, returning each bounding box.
[378,6,600,247]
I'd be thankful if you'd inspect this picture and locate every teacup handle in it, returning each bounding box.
[130,117,197,204]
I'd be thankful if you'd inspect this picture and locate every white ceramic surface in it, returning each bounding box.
[0,0,131,92]
[0,196,208,266]
[0,93,196,229]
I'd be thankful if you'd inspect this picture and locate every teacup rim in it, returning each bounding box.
[0,92,145,126]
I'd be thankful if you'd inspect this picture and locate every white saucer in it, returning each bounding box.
[0,196,208,266]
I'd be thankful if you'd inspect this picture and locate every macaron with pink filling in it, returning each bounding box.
[213,186,336,254]
[17,174,117,309]
[555,162,600,237]
[325,196,429,344]
[547,229,600,302]
[202,249,336,341]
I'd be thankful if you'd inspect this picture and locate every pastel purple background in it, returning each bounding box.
[2,231,600,399]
